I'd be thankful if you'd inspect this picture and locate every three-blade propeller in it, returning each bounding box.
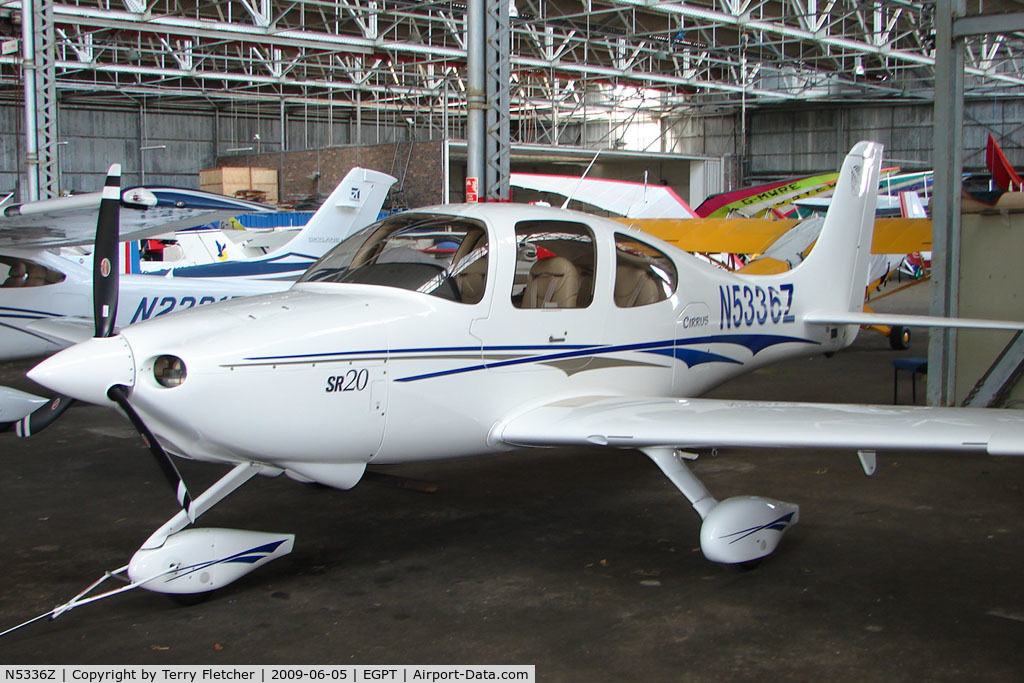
[17,164,194,517]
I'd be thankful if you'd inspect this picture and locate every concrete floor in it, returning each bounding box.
[1,283,1023,679]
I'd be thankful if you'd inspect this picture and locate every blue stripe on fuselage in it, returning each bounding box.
[165,252,318,278]
[233,334,817,382]
[392,334,817,382]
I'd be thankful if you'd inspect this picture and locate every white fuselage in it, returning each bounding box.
[48,204,847,488]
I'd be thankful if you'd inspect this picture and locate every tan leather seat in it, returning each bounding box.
[521,256,579,308]
[455,257,488,304]
[576,273,593,307]
[614,265,662,307]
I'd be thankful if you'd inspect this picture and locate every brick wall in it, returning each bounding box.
[218,140,446,209]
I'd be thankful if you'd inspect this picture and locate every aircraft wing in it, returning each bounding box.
[496,396,1024,457]
[694,171,840,218]
[624,217,799,254]
[624,217,931,258]
[0,187,273,248]
[25,317,95,345]
[869,218,931,254]
[510,173,697,218]
[804,311,1024,331]
[0,386,48,423]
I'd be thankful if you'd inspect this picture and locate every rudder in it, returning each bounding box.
[288,167,397,256]
[789,141,883,316]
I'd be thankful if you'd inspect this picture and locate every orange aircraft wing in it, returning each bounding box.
[617,217,798,254]
[618,217,932,257]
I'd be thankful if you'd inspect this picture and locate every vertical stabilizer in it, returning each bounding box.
[287,167,397,256]
[789,141,883,316]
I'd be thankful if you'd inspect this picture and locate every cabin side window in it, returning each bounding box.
[300,214,489,304]
[511,220,596,309]
[613,234,677,307]
[0,257,66,288]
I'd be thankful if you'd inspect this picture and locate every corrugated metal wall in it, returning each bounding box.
[3,99,1023,200]
[0,104,418,199]
[665,100,1024,184]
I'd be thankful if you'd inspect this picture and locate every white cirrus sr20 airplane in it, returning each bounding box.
[8,141,1024,629]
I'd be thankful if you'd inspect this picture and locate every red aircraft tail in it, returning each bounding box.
[986,133,1022,191]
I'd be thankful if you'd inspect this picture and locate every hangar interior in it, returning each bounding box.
[1,0,1024,671]
[3,1,1023,194]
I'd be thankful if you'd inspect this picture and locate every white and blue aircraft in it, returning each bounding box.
[0,167,395,365]
[129,167,396,280]
[12,142,1024,622]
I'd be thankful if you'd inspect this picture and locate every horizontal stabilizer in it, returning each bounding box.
[805,311,1024,332]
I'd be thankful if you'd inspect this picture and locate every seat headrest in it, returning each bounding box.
[530,256,576,279]
[523,256,580,308]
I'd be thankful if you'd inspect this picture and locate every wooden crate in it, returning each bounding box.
[199,167,278,205]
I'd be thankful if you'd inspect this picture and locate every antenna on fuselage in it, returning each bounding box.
[560,149,602,210]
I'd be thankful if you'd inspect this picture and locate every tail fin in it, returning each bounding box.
[789,141,883,316]
[287,167,397,256]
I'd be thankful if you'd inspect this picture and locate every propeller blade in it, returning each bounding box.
[15,395,75,437]
[93,164,122,339]
[107,384,195,518]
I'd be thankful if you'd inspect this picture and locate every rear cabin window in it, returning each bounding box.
[300,214,489,304]
[613,234,677,307]
[511,220,596,309]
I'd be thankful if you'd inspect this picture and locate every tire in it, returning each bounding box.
[167,591,212,606]
[889,326,911,350]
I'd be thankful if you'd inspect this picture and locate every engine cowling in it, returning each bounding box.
[699,496,799,564]
[128,527,294,594]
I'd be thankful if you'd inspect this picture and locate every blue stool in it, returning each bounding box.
[892,357,927,404]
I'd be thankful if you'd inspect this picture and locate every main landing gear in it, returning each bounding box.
[643,447,799,565]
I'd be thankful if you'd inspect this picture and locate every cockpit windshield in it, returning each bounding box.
[299,213,489,304]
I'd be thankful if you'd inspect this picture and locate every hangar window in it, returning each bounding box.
[299,213,489,304]
[0,257,66,288]
[511,220,596,309]
[613,234,676,307]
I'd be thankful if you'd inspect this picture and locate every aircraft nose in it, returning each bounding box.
[27,335,136,405]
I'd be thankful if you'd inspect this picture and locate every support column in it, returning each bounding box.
[21,0,59,201]
[465,0,487,199]
[928,0,965,407]
[483,0,510,200]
